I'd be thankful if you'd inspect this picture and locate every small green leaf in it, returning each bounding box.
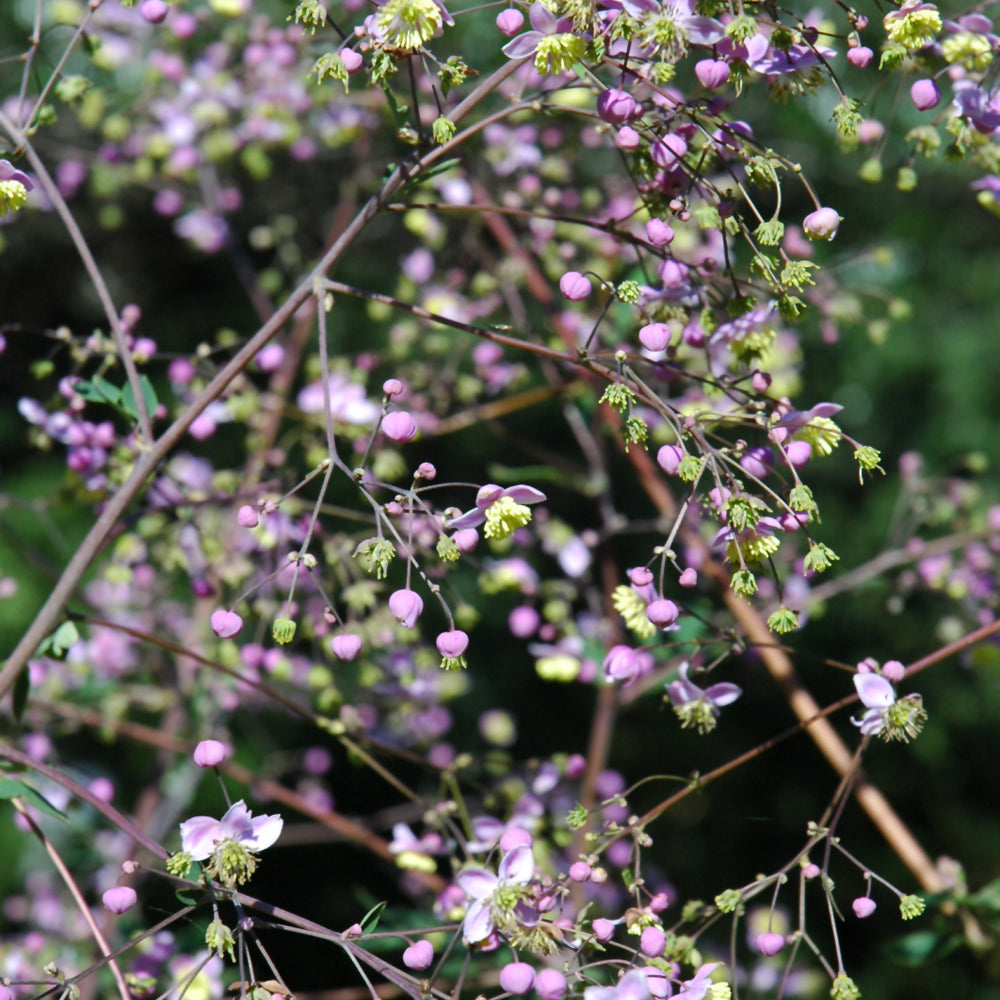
[0,777,69,821]
[359,900,387,933]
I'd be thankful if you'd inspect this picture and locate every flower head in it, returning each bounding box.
[456,843,535,943]
[0,160,32,218]
[178,800,283,887]
[449,484,546,541]
[665,663,741,733]
[851,671,926,742]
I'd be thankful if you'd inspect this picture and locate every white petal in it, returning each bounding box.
[248,812,283,851]
[854,672,895,709]
[498,843,535,884]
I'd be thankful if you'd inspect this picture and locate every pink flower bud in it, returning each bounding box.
[237,505,259,528]
[695,58,730,89]
[646,218,674,247]
[382,411,417,442]
[592,917,616,942]
[140,0,169,24]
[656,444,684,475]
[402,940,434,970]
[846,46,873,68]
[802,862,821,879]
[508,605,540,638]
[882,659,906,683]
[679,567,698,588]
[910,78,941,111]
[639,322,671,352]
[389,589,423,628]
[102,886,138,914]
[649,891,669,913]
[651,133,688,168]
[559,271,591,301]
[382,378,404,396]
[802,206,842,242]
[341,49,363,74]
[331,633,363,661]
[416,462,436,480]
[495,8,524,36]
[255,343,284,372]
[193,740,230,767]
[436,629,469,658]
[646,599,679,628]
[210,610,243,639]
[535,970,567,1000]
[596,88,638,125]
[615,126,640,150]
[755,932,786,956]
[568,861,592,882]
[852,897,876,918]
[499,962,535,995]
[640,925,666,957]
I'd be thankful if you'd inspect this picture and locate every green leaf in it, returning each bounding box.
[120,375,158,422]
[359,900,387,933]
[884,929,961,966]
[75,374,121,406]
[0,777,69,821]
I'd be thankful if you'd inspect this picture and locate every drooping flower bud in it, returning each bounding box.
[559,270,591,301]
[495,8,524,36]
[193,740,231,768]
[402,940,434,970]
[382,411,418,442]
[331,633,363,661]
[803,206,842,242]
[103,886,138,914]
[499,962,535,995]
[910,78,941,110]
[389,589,424,628]
[210,610,243,638]
[755,931,786,956]
[852,896,876,918]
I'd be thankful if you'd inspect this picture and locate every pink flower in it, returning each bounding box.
[331,633,363,661]
[910,78,941,110]
[695,58,730,88]
[389,589,424,628]
[852,896,876,918]
[640,925,666,957]
[535,970,567,1000]
[847,45,873,68]
[102,886,138,914]
[436,629,469,658]
[646,599,679,628]
[639,323,671,352]
[179,800,283,860]
[656,444,685,475]
[210,610,243,638]
[559,270,591,301]
[802,206,842,241]
[237,505,259,528]
[140,0,169,24]
[755,932,785,956]
[193,740,230,768]
[402,940,434,970]
[646,218,674,247]
[456,844,534,942]
[500,963,536,995]
[383,411,418,442]
[496,8,524,36]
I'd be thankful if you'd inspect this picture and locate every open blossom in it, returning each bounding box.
[178,800,283,887]
[448,484,546,541]
[851,671,926,742]
[455,843,534,943]
[666,662,741,733]
[0,160,33,217]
